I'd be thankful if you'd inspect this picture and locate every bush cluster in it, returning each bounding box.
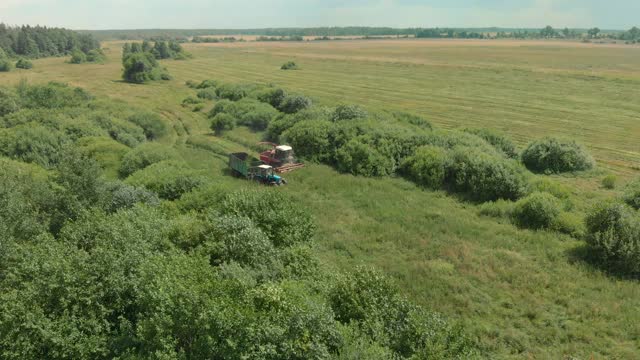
[521,137,594,173]
[622,178,640,210]
[585,201,640,274]
[15,58,33,69]
[119,142,180,177]
[281,61,299,70]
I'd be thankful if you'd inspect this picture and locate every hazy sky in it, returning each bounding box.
[0,0,637,30]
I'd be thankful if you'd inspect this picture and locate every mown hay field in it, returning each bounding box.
[2,38,640,358]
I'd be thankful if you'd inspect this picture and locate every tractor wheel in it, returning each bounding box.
[281,179,288,185]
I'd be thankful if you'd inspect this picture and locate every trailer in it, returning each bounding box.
[229,152,287,185]
[258,143,305,173]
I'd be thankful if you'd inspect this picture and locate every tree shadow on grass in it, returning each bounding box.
[565,244,639,281]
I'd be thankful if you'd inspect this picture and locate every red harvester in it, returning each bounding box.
[258,142,305,173]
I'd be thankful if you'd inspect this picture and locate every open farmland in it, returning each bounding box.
[1,38,640,358]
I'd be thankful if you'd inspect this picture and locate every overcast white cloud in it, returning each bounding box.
[0,0,636,30]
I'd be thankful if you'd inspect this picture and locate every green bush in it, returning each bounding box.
[281,61,299,70]
[221,190,315,247]
[0,124,67,168]
[0,59,12,72]
[197,88,217,100]
[279,94,312,114]
[182,96,203,106]
[210,113,236,135]
[521,137,594,173]
[69,49,86,64]
[282,120,334,162]
[602,174,617,189]
[15,58,33,69]
[127,112,167,140]
[401,145,450,189]
[512,192,561,230]
[196,79,218,89]
[622,178,640,210]
[19,82,92,109]
[257,87,287,108]
[119,142,180,177]
[450,147,528,202]
[125,160,205,200]
[106,181,160,213]
[0,87,19,116]
[215,83,247,101]
[463,128,518,158]
[86,49,105,62]
[204,214,275,267]
[529,177,572,200]
[585,201,640,274]
[478,199,515,219]
[122,51,167,84]
[335,137,395,177]
[331,104,368,122]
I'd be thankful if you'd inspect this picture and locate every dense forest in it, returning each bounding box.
[0,24,100,58]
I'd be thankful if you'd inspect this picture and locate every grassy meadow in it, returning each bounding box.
[2,39,640,358]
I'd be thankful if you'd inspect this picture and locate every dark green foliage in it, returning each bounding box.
[281,61,299,70]
[0,87,19,116]
[0,24,100,59]
[121,51,169,84]
[622,178,640,210]
[0,124,67,167]
[512,192,562,230]
[602,175,617,189]
[401,145,450,189]
[463,128,518,158]
[15,58,33,69]
[522,137,594,173]
[69,49,87,64]
[450,147,528,201]
[335,137,395,177]
[210,113,236,134]
[0,59,12,72]
[221,190,316,247]
[330,267,479,358]
[257,87,287,108]
[125,161,205,200]
[585,201,640,274]
[215,83,248,101]
[197,88,217,100]
[119,142,180,177]
[332,104,368,122]
[106,181,159,213]
[282,120,334,162]
[19,82,92,109]
[127,112,167,140]
[279,94,312,114]
[196,79,218,89]
[209,98,279,131]
[204,214,275,267]
[85,49,105,62]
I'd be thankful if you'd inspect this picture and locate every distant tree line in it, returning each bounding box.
[0,24,100,58]
[84,26,640,44]
[192,36,240,43]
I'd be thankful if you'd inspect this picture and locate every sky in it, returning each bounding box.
[0,0,637,30]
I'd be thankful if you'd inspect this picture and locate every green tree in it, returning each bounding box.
[122,51,161,84]
[588,27,601,38]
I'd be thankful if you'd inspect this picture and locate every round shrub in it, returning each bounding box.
[0,59,13,72]
[86,49,105,63]
[450,148,528,202]
[512,192,561,230]
[197,88,217,100]
[279,94,312,114]
[204,214,275,267]
[521,137,594,173]
[622,178,640,210]
[331,104,368,122]
[282,120,334,162]
[585,201,640,274]
[69,50,87,64]
[257,88,287,108]
[215,84,247,101]
[280,61,299,70]
[335,137,394,177]
[401,145,450,189]
[119,143,179,177]
[210,113,236,135]
[602,174,617,189]
[15,58,33,69]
